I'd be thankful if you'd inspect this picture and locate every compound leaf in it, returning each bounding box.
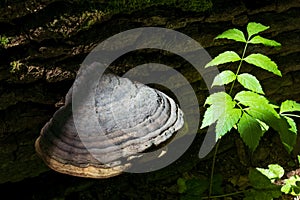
[280,100,300,114]
[215,28,246,42]
[249,35,281,47]
[244,53,282,76]
[212,70,236,87]
[245,104,296,153]
[237,73,264,94]
[238,113,264,151]
[205,51,241,68]
[247,22,269,38]
[216,108,242,138]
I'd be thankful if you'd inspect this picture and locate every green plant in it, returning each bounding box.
[246,158,300,199]
[0,35,9,47]
[10,60,22,73]
[201,22,300,198]
[202,22,300,152]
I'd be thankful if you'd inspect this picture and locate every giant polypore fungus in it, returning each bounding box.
[35,73,184,178]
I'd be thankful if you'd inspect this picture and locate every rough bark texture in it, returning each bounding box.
[0,0,299,199]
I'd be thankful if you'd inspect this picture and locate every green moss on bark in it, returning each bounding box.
[106,0,213,14]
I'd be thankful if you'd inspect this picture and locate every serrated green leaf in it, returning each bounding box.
[238,113,264,151]
[201,92,236,129]
[216,108,242,139]
[272,116,297,153]
[280,100,300,114]
[237,73,264,94]
[256,164,284,180]
[246,105,296,153]
[212,70,236,87]
[205,51,241,68]
[201,105,223,128]
[244,53,282,76]
[215,28,246,42]
[284,116,297,134]
[235,91,280,120]
[249,35,281,47]
[281,175,300,196]
[247,22,269,38]
[268,164,285,179]
[234,91,269,107]
[205,92,235,107]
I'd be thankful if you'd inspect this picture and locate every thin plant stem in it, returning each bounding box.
[281,113,300,118]
[208,140,221,199]
[229,40,249,94]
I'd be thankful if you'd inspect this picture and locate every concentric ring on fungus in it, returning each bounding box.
[35,73,184,178]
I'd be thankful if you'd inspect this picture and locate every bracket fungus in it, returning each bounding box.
[35,72,184,178]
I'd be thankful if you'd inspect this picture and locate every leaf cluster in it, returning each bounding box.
[201,22,300,152]
[246,161,300,199]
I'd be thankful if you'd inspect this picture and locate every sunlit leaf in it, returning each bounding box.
[257,119,269,133]
[281,175,300,196]
[205,92,235,107]
[237,73,264,94]
[284,116,297,134]
[238,113,264,151]
[212,70,236,87]
[244,53,282,76]
[201,92,236,129]
[234,91,269,107]
[256,164,284,180]
[280,100,300,114]
[205,51,241,68]
[201,105,223,128]
[216,108,242,138]
[215,28,246,42]
[247,22,269,38]
[249,35,281,47]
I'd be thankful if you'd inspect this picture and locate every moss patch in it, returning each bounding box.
[104,0,212,14]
